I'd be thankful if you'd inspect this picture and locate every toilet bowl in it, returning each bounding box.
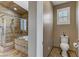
[60,35,69,57]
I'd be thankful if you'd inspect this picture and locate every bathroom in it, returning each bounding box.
[43,1,79,57]
[0,1,28,57]
[0,1,78,57]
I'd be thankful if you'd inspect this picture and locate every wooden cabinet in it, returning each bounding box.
[15,39,28,54]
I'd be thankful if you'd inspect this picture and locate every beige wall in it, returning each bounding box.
[53,1,77,51]
[28,1,37,56]
[43,1,53,56]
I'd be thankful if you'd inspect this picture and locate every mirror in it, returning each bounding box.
[20,18,28,35]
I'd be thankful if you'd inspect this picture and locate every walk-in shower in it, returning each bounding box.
[0,12,20,52]
[0,11,28,56]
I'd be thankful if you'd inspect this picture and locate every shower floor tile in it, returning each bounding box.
[0,49,28,57]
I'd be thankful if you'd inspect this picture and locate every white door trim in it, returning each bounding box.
[36,1,43,57]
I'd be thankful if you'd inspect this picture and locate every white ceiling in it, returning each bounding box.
[13,1,69,11]
[13,1,28,11]
[52,1,69,5]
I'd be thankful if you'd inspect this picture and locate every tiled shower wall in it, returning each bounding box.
[0,5,20,51]
[5,15,20,43]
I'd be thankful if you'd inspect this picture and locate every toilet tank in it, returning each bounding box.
[61,35,69,43]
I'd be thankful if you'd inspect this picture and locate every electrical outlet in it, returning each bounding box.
[48,47,50,50]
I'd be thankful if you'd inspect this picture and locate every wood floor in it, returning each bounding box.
[0,49,28,57]
[48,47,77,57]
[0,47,76,57]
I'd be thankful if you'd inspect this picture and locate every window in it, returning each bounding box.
[57,7,70,25]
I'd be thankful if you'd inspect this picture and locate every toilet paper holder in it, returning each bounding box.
[73,40,79,48]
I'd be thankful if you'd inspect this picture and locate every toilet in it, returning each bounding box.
[60,35,69,57]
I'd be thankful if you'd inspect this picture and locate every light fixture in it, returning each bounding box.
[14,7,17,11]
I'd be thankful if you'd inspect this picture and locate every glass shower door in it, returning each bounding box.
[0,17,5,47]
[0,14,17,52]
